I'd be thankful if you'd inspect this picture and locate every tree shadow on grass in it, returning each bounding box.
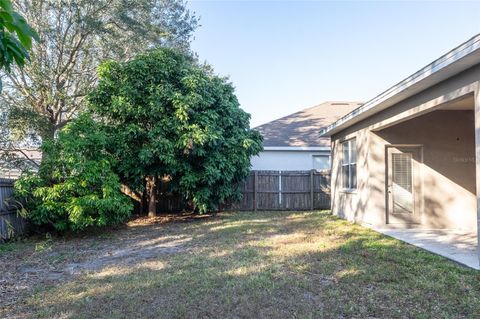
[22,211,480,319]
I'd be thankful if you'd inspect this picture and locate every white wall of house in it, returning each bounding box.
[251,148,331,171]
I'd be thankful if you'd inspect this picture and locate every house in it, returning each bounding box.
[321,34,480,268]
[251,101,361,171]
[0,149,42,179]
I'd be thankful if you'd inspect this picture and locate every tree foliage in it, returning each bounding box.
[14,114,132,231]
[3,0,198,141]
[89,48,262,214]
[0,0,38,89]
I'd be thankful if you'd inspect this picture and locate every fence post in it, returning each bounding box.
[310,170,314,211]
[253,171,258,212]
[278,170,282,209]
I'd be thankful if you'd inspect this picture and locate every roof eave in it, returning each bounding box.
[262,146,330,151]
[320,34,480,137]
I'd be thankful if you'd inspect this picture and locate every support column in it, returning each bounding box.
[474,86,480,267]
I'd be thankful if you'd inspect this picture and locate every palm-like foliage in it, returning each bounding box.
[0,0,38,89]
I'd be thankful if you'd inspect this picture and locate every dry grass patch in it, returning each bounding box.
[2,211,480,318]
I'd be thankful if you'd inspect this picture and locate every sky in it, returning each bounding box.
[187,1,480,127]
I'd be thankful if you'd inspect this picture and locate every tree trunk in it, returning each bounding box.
[141,186,148,215]
[39,120,57,142]
[147,175,157,217]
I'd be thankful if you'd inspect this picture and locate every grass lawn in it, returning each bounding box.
[2,210,480,318]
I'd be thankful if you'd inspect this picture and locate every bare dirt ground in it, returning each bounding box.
[1,214,209,318]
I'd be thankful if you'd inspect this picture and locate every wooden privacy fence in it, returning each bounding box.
[232,170,331,211]
[0,171,330,239]
[0,178,26,240]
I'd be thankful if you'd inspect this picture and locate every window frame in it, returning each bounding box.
[341,138,357,191]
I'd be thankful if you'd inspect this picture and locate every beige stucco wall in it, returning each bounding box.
[331,65,480,231]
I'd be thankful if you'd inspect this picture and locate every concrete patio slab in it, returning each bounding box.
[373,228,479,270]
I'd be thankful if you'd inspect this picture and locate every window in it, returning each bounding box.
[341,138,357,190]
[313,155,330,171]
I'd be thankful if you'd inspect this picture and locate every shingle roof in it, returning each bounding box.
[254,101,362,147]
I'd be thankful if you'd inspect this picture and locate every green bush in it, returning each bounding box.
[89,48,263,214]
[14,114,132,231]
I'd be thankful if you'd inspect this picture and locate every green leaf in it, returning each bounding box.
[0,0,12,12]
[16,30,32,50]
[0,0,38,71]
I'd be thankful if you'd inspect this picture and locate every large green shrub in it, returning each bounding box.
[14,48,261,228]
[14,114,132,231]
[89,48,263,214]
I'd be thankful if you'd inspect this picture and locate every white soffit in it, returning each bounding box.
[320,34,480,137]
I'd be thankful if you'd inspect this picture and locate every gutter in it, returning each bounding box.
[262,146,330,151]
[320,33,480,137]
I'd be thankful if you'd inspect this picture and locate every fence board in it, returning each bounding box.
[233,170,331,211]
[256,171,280,210]
[0,178,26,240]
